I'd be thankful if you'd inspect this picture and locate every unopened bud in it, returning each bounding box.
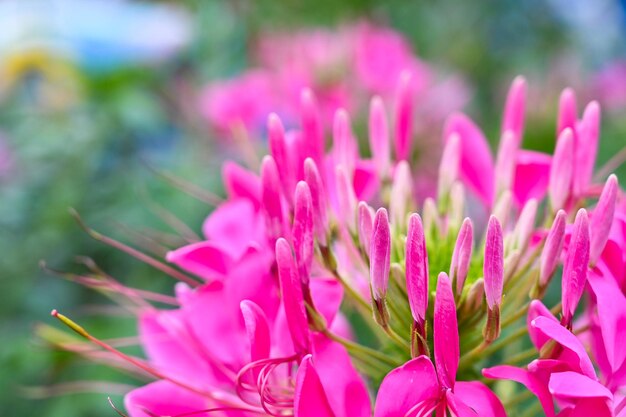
[548,128,574,212]
[370,208,391,302]
[494,131,518,198]
[369,96,391,177]
[358,202,374,259]
[304,158,329,247]
[394,71,413,161]
[538,210,567,294]
[590,174,618,265]
[450,218,473,297]
[389,160,413,229]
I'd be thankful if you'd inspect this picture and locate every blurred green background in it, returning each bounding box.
[2,1,626,416]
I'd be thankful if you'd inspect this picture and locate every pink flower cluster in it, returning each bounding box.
[200,22,470,140]
[51,73,626,417]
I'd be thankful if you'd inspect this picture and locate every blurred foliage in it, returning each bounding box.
[1,1,625,416]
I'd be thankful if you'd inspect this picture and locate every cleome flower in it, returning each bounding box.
[49,74,626,417]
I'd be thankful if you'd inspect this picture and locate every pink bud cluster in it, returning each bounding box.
[48,71,626,417]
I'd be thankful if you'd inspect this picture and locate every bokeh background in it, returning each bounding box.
[2,1,626,415]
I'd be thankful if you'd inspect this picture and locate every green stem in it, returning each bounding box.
[503,347,537,366]
[323,329,398,368]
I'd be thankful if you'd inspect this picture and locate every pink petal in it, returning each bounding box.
[240,300,271,362]
[483,365,555,417]
[202,198,262,259]
[166,242,233,281]
[587,272,626,375]
[312,336,372,417]
[139,311,217,388]
[124,381,209,417]
[394,71,413,161]
[549,371,612,399]
[369,96,390,175]
[276,238,310,354]
[501,76,527,143]
[484,216,504,309]
[560,398,614,417]
[222,161,261,209]
[561,209,590,324]
[406,213,429,324]
[353,159,380,202]
[294,355,336,417]
[434,272,459,389]
[443,112,495,207]
[527,300,559,351]
[513,150,552,207]
[445,390,480,417]
[374,356,440,417]
[310,278,344,328]
[531,316,596,379]
[453,381,507,417]
[370,208,391,301]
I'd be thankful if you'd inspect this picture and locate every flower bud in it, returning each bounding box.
[491,191,512,232]
[406,213,429,325]
[369,96,390,177]
[502,76,526,143]
[573,101,600,197]
[293,181,314,285]
[483,215,503,343]
[335,165,358,232]
[557,88,577,135]
[548,128,574,211]
[268,113,295,205]
[561,209,590,327]
[494,131,518,198]
[450,218,474,297]
[389,160,413,229]
[461,278,485,316]
[276,238,310,354]
[484,216,504,310]
[370,208,391,302]
[261,156,286,245]
[512,198,538,252]
[300,89,324,168]
[448,182,466,230]
[590,174,618,266]
[422,198,441,237]
[333,109,356,177]
[438,133,461,203]
[358,202,374,258]
[538,210,567,291]
[304,158,328,247]
[394,71,413,161]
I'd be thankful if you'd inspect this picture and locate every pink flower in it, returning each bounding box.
[375,273,506,417]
